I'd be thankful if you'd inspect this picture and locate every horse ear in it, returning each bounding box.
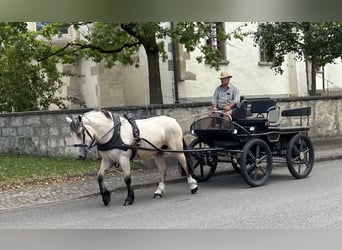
[78,115,82,122]
[66,117,73,123]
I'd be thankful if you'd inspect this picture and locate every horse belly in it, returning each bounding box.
[134,149,159,160]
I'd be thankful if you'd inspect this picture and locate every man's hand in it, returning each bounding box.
[224,105,231,112]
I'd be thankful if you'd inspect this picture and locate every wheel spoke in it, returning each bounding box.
[255,145,260,158]
[247,151,256,162]
[259,165,267,175]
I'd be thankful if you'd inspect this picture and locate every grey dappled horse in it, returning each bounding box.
[66,110,198,206]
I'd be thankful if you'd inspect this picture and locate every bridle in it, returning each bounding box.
[72,119,97,151]
[71,115,119,151]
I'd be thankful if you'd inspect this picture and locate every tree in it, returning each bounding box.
[0,22,83,112]
[253,22,342,95]
[42,22,241,104]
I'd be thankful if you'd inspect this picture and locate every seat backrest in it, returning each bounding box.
[232,98,247,120]
[281,107,311,126]
[250,99,276,114]
[267,106,280,126]
[281,107,311,117]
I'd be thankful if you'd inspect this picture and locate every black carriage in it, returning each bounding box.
[186,98,314,187]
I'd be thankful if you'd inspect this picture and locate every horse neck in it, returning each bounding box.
[83,114,115,144]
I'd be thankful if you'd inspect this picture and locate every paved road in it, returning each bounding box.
[1,136,342,212]
[1,159,342,229]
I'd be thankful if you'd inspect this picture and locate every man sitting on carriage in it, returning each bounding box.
[211,71,240,118]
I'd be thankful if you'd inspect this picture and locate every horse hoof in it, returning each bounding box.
[101,190,111,206]
[191,186,198,194]
[123,198,134,206]
[153,193,163,199]
[102,196,111,206]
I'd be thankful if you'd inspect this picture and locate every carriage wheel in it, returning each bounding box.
[286,134,314,179]
[240,138,273,187]
[187,137,217,182]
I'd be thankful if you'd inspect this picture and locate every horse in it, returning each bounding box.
[66,110,198,206]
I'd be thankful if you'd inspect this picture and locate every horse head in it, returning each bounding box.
[66,116,92,160]
[66,110,115,160]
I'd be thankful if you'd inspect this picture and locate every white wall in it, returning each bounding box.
[80,59,99,108]
[178,22,293,101]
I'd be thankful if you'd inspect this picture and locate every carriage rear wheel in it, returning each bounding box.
[187,137,217,182]
[240,138,273,187]
[286,133,314,179]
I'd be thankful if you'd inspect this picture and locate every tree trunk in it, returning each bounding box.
[310,56,317,96]
[120,23,163,104]
[145,48,163,104]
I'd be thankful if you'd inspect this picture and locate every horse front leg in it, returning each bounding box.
[120,158,134,206]
[97,160,112,206]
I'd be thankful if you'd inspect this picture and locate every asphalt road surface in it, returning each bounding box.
[1,159,342,229]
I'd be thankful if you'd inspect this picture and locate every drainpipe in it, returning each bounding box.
[171,22,179,104]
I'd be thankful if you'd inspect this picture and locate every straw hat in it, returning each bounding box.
[219,71,232,79]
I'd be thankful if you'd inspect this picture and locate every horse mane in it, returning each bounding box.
[100,110,113,120]
[70,117,81,133]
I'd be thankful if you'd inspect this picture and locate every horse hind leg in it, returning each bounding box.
[175,152,198,194]
[153,155,167,198]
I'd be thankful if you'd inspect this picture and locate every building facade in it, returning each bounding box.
[28,22,342,109]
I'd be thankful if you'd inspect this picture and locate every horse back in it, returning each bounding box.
[121,115,183,147]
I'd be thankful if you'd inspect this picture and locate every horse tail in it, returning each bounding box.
[182,138,188,150]
[179,138,193,176]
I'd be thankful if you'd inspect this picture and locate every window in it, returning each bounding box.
[36,22,69,34]
[258,39,273,66]
[206,22,228,63]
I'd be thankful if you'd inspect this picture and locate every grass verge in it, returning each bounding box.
[0,153,106,189]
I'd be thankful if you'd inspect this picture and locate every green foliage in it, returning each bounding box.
[253,22,342,74]
[169,22,241,70]
[0,22,84,112]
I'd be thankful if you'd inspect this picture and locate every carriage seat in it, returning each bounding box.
[268,106,311,133]
[233,98,279,129]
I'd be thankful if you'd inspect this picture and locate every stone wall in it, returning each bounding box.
[1,96,342,158]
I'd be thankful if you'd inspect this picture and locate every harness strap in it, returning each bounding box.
[96,112,140,160]
[124,112,141,159]
[97,113,127,152]
[124,112,140,143]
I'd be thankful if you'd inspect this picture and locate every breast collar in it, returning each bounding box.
[96,112,140,160]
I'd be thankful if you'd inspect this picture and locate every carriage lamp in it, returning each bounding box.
[249,126,255,132]
[233,129,238,134]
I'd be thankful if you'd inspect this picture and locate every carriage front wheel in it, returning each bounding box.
[186,137,217,182]
[286,133,314,179]
[240,138,273,187]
